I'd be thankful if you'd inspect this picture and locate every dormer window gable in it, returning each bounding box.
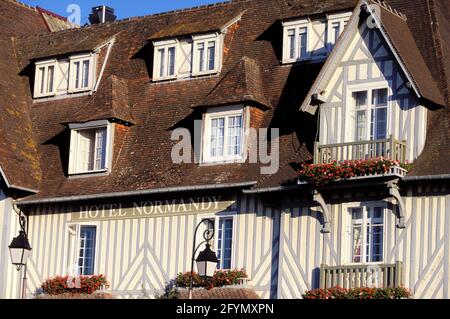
[33,52,97,99]
[282,11,352,64]
[152,32,223,82]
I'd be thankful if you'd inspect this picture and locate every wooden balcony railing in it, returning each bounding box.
[314,135,407,164]
[319,262,403,289]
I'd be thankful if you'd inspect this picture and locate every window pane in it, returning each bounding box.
[78,226,96,275]
[356,110,366,141]
[218,218,233,269]
[168,47,175,76]
[77,129,96,172]
[353,91,367,109]
[39,67,45,94]
[372,88,388,106]
[352,225,362,263]
[207,41,216,71]
[332,22,340,43]
[227,115,243,156]
[82,60,90,88]
[197,43,205,72]
[95,127,107,170]
[47,66,54,93]
[210,118,225,157]
[158,49,165,77]
[374,108,387,139]
[299,27,307,58]
[288,29,295,59]
[74,61,81,89]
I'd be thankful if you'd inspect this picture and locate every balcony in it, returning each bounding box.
[319,262,403,289]
[314,135,407,164]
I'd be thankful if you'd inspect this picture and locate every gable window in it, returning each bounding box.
[153,40,178,81]
[192,34,220,75]
[202,105,245,163]
[34,60,57,98]
[68,120,114,175]
[69,54,95,92]
[350,206,384,263]
[352,87,388,142]
[282,19,310,63]
[66,224,97,276]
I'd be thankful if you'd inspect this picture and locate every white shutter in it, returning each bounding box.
[66,224,80,276]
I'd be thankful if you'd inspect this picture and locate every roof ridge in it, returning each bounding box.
[4,0,37,12]
[12,0,244,40]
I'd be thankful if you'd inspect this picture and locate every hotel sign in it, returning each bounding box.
[71,195,234,222]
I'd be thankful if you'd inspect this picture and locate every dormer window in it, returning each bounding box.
[69,54,95,93]
[153,40,177,80]
[33,53,96,99]
[192,34,219,75]
[68,120,114,175]
[282,19,310,63]
[327,12,352,50]
[202,105,246,164]
[34,59,57,98]
[282,11,352,64]
[152,33,222,82]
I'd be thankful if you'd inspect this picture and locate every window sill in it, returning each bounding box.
[281,56,327,65]
[68,169,109,179]
[200,158,245,166]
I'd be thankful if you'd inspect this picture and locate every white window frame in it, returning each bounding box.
[345,81,392,143]
[342,202,387,265]
[152,39,179,81]
[202,105,247,164]
[282,19,311,64]
[68,53,96,93]
[64,222,99,276]
[197,212,237,271]
[192,33,222,76]
[68,120,114,176]
[34,59,57,98]
[326,12,352,51]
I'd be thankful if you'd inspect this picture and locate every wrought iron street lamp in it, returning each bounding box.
[189,219,218,299]
[9,214,31,271]
[9,213,31,299]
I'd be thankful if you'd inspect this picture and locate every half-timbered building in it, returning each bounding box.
[0,0,449,299]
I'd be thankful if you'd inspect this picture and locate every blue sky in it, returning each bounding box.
[21,0,223,24]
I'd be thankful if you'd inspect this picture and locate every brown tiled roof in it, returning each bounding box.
[0,0,48,191]
[15,29,119,65]
[1,0,449,199]
[149,6,245,40]
[69,75,134,125]
[376,0,445,107]
[195,56,272,109]
[177,287,260,299]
